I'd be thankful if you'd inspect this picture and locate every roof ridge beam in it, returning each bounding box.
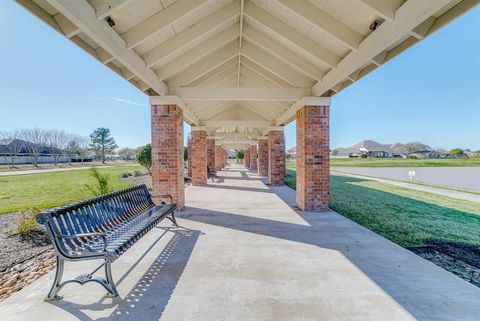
[122,0,209,49]
[143,1,240,68]
[244,2,340,69]
[46,0,168,95]
[277,0,363,51]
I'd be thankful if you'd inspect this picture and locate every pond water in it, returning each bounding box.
[332,167,480,191]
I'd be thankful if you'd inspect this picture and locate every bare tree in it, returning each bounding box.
[20,128,48,167]
[118,147,135,161]
[1,130,25,169]
[47,129,69,166]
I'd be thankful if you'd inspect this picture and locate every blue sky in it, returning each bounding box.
[1,2,479,151]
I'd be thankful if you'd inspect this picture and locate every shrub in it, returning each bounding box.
[136,144,151,175]
[85,167,113,196]
[134,170,144,177]
[16,208,40,234]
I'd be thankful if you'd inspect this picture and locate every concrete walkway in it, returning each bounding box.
[332,170,480,203]
[1,163,479,320]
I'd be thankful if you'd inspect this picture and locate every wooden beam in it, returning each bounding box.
[359,0,404,22]
[201,120,273,127]
[276,97,331,125]
[143,1,240,68]
[149,96,199,125]
[277,0,363,51]
[244,2,340,69]
[170,87,310,101]
[243,26,325,81]
[242,42,312,87]
[311,0,452,97]
[155,25,239,78]
[122,0,208,49]
[92,0,135,20]
[168,42,239,87]
[47,0,168,95]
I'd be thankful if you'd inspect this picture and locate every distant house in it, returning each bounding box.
[286,146,296,159]
[410,150,441,158]
[334,140,393,158]
[0,139,71,165]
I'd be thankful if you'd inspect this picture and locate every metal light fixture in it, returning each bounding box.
[105,16,115,27]
[369,19,379,31]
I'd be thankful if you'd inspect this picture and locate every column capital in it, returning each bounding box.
[257,136,268,140]
[191,126,210,135]
[263,126,284,135]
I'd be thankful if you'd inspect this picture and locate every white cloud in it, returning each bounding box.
[95,97,147,107]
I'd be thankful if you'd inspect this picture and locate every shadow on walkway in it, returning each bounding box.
[49,226,201,321]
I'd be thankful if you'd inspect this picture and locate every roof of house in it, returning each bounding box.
[351,140,393,153]
[286,146,296,154]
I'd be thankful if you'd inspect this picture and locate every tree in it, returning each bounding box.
[0,130,25,169]
[331,149,338,156]
[136,144,151,174]
[449,148,464,157]
[184,146,188,162]
[235,150,244,163]
[20,128,48,167]
[89,128,117,164]
[47,129,69,166]
[118,147,135,161]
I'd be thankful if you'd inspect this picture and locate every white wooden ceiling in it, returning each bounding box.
[16,0,478,148]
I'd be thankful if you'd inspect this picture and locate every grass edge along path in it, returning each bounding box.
[0,166,142,214]
[285,167,480,248]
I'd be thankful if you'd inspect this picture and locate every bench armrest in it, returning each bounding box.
[60,232,108,252]
[157,194,173,204]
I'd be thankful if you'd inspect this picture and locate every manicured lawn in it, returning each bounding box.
[329,157,480,167]
[285,164,480,248]
[0,166,143,214]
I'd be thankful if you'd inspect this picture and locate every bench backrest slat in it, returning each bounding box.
[37,185,156,258]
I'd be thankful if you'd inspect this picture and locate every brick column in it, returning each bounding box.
[244,148,250,169]
[296,105,330,211]
[257,138,268,176]
[187,135,192,178]
[223,149,227,167]
[191,129,207,185]
[215,144,223,170]
[268,130,285,185]
[151,104,185,210]
[207,138,215,172]
[250,144,257,171]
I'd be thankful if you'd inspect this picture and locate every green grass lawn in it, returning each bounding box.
[0,166,143,214]
[285,163,480,248]
[329,157,480,167]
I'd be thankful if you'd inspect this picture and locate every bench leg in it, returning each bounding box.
[44,258,119,300]
[46,256,65,300]
[104,262,119,298]
[167,211,178,226]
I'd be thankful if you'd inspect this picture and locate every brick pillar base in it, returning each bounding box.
[207,138,215,172]
[268,130,285,185]
[215,145,223,170]
[296,105,330,211]
[250,145,257,171]
[244,149,250,169]
[187,136,192,177]
[258,139,268,176]
[151,104,185,210]
[191,130,207,185]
